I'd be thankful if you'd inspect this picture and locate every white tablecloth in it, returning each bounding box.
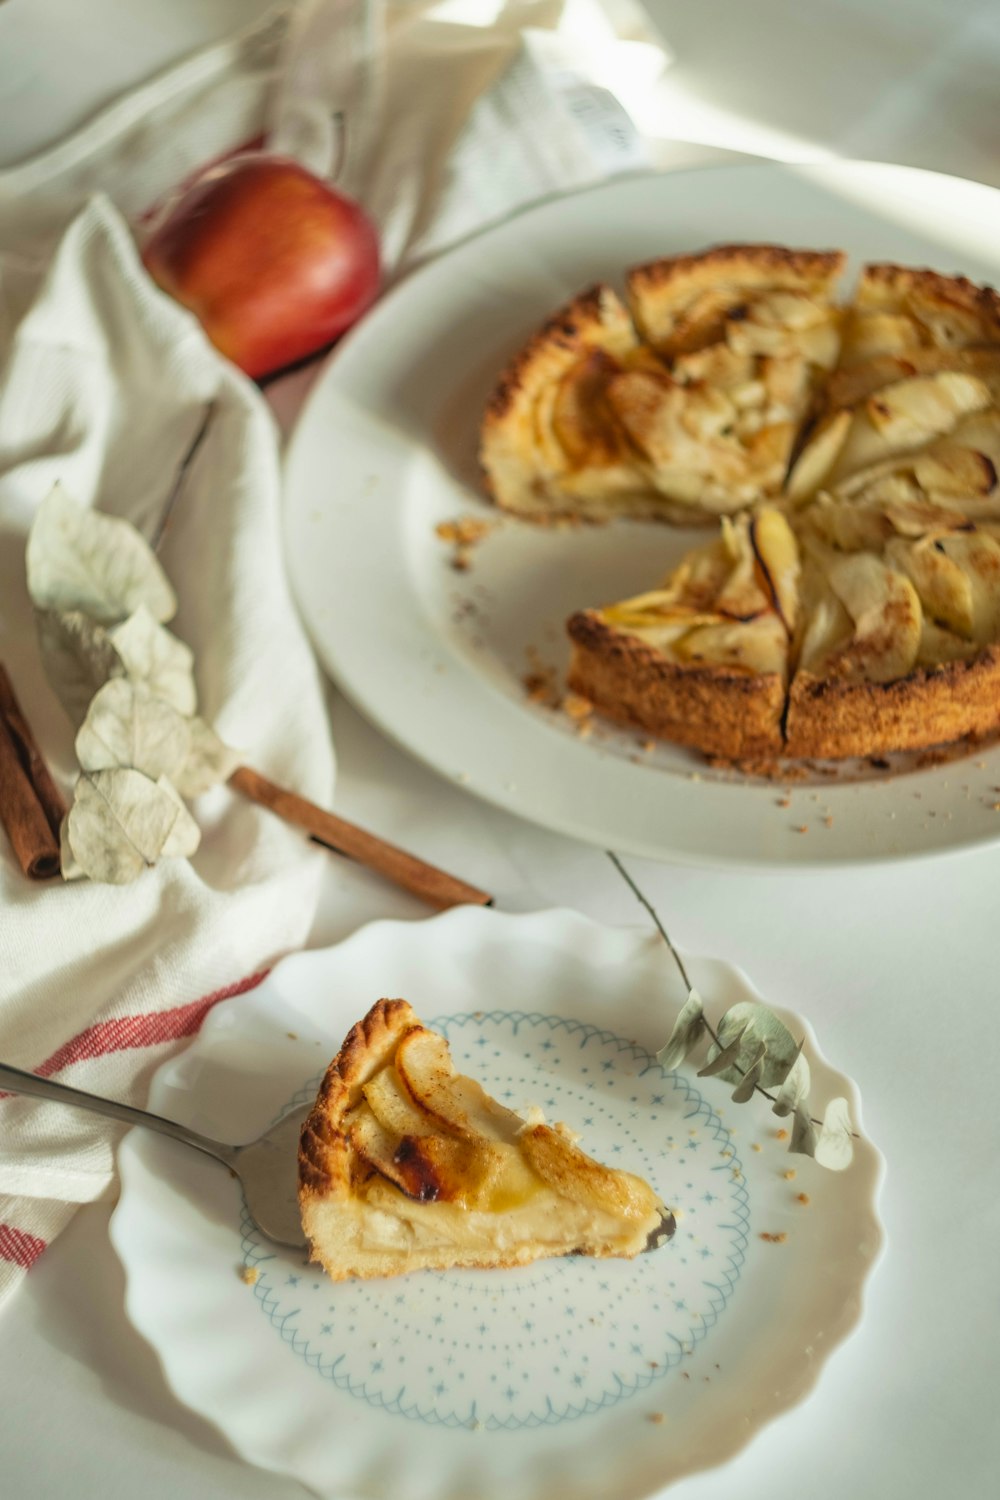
[1,2,999,1498]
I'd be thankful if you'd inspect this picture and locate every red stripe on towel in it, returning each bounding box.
[35,969,271,1077]
[0,1224,47,1270]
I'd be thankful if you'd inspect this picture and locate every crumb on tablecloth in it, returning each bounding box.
[239,1265,259,1285]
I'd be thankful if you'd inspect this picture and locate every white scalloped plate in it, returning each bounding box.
[110,908,884,1499]
[283,160,1000,867]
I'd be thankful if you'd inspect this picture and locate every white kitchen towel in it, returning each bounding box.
[0,0,679,274]
[0,195,334,1308]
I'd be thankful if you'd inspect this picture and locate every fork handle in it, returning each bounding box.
[0,1062,235,1166]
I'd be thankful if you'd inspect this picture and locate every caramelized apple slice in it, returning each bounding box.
[712,532,771,621]
[785,409,851,501]
[840,311,923,365]
[751,508,800,631]
[551,351,631,468]
[350,1099,538,1210]
[824,552,922,682]
[364,1062,435,1139]
[519,1123,659,1223]
[673,615,788,675]
[348,1109,414,1194]
[914,440,997,498]
[744,289,833,330]
[796,588,855,678]
[726,312,840,368]
[937,532,1000,644]
[865,373,990,444]
[830,373,991,484]
[395,1026,523,1143]
[886,536,974,637]
[389,1134,517,1209]
[917,618,978,667]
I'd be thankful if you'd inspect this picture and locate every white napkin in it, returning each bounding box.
[0,196,334,1308]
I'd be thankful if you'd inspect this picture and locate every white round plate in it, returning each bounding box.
[282,160,1000,868]
[110,907,883,1499]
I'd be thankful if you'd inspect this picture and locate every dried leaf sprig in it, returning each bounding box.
[27,484,239,882]
[608,852,854,1170]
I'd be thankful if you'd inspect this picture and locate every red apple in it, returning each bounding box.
[142,154,381,379]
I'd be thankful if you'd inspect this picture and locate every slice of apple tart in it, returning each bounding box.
[298,1000,673,1282]
[568,497,1000,764]
[567,509,799,759]
[782,505,1000,760]
[481,246,845,525]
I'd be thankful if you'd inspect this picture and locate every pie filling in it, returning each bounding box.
[481,249,846,524]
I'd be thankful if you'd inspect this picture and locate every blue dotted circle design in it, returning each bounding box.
[242,1011,750,1430]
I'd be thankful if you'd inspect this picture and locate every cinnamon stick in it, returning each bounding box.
[0,675,63,881]
[229,765,492,912]
[0,665,67,838]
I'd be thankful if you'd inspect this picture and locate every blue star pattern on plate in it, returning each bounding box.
[241,1012,750,1430]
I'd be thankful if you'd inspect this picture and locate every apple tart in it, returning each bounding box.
[481,245,1000,763]
[298,999,673,1282]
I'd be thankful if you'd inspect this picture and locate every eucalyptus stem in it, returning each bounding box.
[148,400,216,554]
[607,851,694,994]
[606,850,827,1126]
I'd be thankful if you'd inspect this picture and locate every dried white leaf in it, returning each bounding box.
[109,606,196,715]
[711,1002,801,1088]
[27,483,176,624]
[771,1043,812,1118]
[35,609,125,727]
[75,679,191,782]
[172,717,241,798]
[656,987,706,1071]
[155,776,201,858]
[813,1096,855,1171]
[63,767,199,884]
[58,815,85,881]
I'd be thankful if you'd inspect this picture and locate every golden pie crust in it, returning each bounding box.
[481,245,1000,764]
[298,999,672,1282]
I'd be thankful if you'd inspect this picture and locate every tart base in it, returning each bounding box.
[567,610,786,761]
